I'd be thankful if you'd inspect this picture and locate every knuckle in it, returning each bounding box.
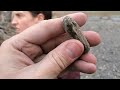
[49,50,68,71]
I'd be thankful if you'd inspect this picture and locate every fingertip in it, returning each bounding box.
[61,39,84,60]
[81,52,97,65]
[84,31,101,46]
[87,63,96,74]
[91,31,101,45]
[61,12,88,26]
[73,60,96,74]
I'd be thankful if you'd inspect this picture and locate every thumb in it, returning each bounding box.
[33,39,84,79]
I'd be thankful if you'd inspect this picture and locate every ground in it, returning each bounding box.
[80,15,120,79]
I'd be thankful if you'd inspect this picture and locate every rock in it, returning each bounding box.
[0,11,15,44]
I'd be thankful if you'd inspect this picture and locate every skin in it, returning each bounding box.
[0,12,102,79]
[11,11,44,34]
[11,11,83,79]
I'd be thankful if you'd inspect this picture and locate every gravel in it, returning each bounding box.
[80,16,120,79]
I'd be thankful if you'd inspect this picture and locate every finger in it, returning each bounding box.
[80,52,97,64]
[41,33,71,53]
[73,60,96,74]
[34,54,46,63]
[33,53,97,74]
[17,12,87,45]
[41,31,101,53]
[58,53,96,78]
[26,40,84,79]
[57,54,96,78]
[83,31,101,46]
[21,42,43,60]
[69,52,96,73]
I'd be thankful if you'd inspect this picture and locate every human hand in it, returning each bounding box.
[0,12,101,79]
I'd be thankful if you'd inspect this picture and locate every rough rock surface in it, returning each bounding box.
[0,11,15,45]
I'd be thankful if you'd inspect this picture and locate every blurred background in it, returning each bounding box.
[0,11,120,79]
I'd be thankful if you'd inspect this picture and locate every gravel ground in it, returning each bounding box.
[80,15,120,79]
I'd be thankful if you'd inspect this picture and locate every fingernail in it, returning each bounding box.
[66,43,82,60]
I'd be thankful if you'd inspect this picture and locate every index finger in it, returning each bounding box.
[18,12,87,45]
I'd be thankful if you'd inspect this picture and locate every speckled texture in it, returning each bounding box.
[80,16,120,79]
